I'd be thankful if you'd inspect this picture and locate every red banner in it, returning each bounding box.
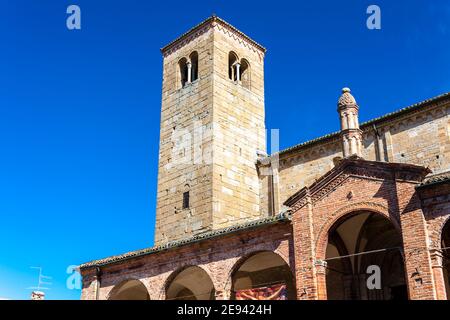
[235,284,287,300]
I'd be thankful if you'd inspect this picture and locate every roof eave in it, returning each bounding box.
[160,16,266,56]
[79,212,290,271]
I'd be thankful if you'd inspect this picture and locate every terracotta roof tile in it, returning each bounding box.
[79,212,290,270]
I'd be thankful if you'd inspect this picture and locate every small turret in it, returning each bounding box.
[337,88,363,158]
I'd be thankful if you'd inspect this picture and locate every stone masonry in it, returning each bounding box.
[155,16,266,245]
[80,16,450,300]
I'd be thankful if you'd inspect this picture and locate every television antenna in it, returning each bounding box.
[27,266,52,291]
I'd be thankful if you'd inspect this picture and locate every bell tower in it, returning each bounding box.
[155,16,266,245]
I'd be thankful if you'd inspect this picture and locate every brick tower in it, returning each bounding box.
[154,16,266,245]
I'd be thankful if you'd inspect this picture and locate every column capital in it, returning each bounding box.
[430,249,444,268]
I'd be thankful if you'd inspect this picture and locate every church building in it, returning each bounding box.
[80,16,450,300]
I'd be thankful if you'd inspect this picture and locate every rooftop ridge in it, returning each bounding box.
[160,15,266,56]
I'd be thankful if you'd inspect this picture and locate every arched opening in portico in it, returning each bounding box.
[108,279,150,300]
[165,266,215,300]
[325,211,407,300]
[230,251,295,300]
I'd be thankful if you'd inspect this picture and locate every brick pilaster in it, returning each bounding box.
[397,182,437,300]
[292,192,320,300]
[430,249,448,300]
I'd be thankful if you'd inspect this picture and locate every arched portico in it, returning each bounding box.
[228,251,295,300]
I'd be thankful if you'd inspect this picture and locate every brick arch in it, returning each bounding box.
[315,201,401,261]
[223,249,293,299]
[106,278,150,300]
[158,264,216,300]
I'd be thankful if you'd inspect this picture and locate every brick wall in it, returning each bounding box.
[81,222,293,300]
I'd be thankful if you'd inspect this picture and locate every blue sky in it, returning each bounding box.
[0,0,449,300]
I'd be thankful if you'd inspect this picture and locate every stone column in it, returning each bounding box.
[187,62,192,84]
[235,63,241,82]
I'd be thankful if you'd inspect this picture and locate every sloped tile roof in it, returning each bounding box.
[79,212,291,270]
[417,171,450,188]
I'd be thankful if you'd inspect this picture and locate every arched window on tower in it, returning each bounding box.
[189,51,198,82]
[178,57,188,88]
[240,59,250,89]
[228,52,239,81]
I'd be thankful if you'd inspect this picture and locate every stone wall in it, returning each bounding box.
[210,26,266,230]
[155,19,267,245]
[261,96,450,215]
[155,27,215,245]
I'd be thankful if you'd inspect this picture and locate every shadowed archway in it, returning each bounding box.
[230,251,295,300]
[325,211,407,300]
[442,219,450,299]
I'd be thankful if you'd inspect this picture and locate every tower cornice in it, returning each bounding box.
[160,16,267,57]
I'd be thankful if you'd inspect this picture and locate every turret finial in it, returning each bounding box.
[338,87,357,109]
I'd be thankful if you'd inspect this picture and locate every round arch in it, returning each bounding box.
[441,218,450,299]
[178,57,188,88]
[239,58,251,89]
[315,202,401,260]
[108,279,150,300]
[323,209,406,300]
[189,51,199,82]
[165,265,215,300]
[228,51,239,81]
[228,251,295,300]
